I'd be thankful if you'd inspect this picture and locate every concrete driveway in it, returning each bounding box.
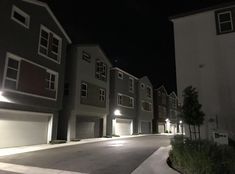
[0,135,171,174]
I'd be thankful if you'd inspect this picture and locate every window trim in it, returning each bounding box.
[118,71,123,79]
[45,69,58,92]
[95,59,107,81]
[141,100,152,112]
[129,77,134,92]
[117,93,134,108]
[82,50,91,63]
[217,10,234,34]
[2,52,59,101]
[11,5,30,29]
[99,88,105,102]
[81,82,88,98]
[146,86,152,98]
[38,25,62,64]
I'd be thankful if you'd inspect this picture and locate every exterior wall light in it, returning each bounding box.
[114,109,122,116]
[179,120,183,124]
[165,118,169,122]
[0,91,11,103]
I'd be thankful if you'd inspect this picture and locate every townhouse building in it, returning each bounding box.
[108,68,138,136]
[171,2,235,140]
[0,0,71,148]
[137,76,153,134]
[153,86,180,134]
[59,45,111,141]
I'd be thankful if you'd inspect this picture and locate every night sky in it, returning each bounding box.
[44,0,233,93]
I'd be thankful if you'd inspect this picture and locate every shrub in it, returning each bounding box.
[165,130,168,133]
[169,135,235,174]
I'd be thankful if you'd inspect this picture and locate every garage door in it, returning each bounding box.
[141,121,151,134]
[76,117,103,139]
[0,109,52,148]
[116,119,132,136]
[158,124,165,133]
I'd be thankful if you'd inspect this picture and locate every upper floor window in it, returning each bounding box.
[146,86,152,98]
[11,5,30,28]
[216,10,234,34]
[118,71,123,79]
[99,89,106,102]
[95,59,107,81]
[81,82,87,98]
[45,70,58,91]
[117,93,134,108]
[4,56,21,90]
[142,101,152,112]
[82,51,91,63]
[38,25,62,63]
[129,77,134,92]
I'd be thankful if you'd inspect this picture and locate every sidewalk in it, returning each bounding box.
[132,145,179,174]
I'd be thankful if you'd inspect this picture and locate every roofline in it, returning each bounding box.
[71,44,112,66]
[154,85,168,94]
[169,1,235,21]
[169,91,177,97]
[139,76,153,85]
[111,67,139,80]
[22,0,72,44]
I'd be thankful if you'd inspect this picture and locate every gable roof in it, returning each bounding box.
[22,0,72,43]
[139,76,152,86]
[169,91,177,98]
[155,85,168,94]
[111,67,139,80]
[169,1,235,21]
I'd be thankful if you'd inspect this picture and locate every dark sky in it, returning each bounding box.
[44,0,233,93]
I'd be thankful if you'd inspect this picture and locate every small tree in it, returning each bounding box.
[181,86,205,140]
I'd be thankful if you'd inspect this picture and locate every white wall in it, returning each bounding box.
[173,9,235,140]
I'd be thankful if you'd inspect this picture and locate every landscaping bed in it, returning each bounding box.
[169,135,235,174]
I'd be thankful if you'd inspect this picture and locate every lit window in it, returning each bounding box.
[118,71,123,79]
[99,89,105,102]
[4,57,20,90]
[11,5,30,28]
[45,70,57,91]
[217,10,233,34]
[129,77,134,92]
[38,25,62,63]
[81,82,87,97]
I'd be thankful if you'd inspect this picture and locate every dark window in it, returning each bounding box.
[82,51,91,63]
[118,71,123,79]
[147,86,152,98]
[81,83,87,97]
[11,6,30,28]
[142,102,152,111]
[216,10,234,34]
[129,77,134,92]
[64,83,69,96]
[95,59,107,81]
[45,71,57,91]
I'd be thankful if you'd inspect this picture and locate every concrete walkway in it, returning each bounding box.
[0,134,179,174]
[132,145,179,174]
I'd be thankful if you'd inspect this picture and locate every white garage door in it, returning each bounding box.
[0,109,52,148]
[116,119,132,136]
[158,124,165,133]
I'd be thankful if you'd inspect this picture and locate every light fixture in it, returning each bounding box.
[0,91,11,103]
[114,109,121,116]
[179,120,183,124]
[165,118,169,122]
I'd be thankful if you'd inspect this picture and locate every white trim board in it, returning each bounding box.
[21,0,72,43]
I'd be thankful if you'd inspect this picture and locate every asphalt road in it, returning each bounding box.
[0,135,171,174]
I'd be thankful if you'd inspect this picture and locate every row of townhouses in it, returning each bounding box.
[0,0,181,149]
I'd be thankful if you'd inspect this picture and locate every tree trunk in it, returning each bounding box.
[188,124,192,140]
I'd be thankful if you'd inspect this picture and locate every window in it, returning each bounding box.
[82,51,91,63]
[118,71,123,79]
[141,83,145,89]
[81,82,87,98]
[99,89,105,102]
[158,91,161,97]
[4,57,20,90]
[45,70,57,91]
[147,86,152,98]
[142,102,152,112]
[95,59,107,81]
[11,5,30,28]
[38,25,62,63]
[129,77,134,92]
[117,93,134,108]
[216,10,233,34]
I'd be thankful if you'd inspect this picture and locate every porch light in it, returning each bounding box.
[179,120,183,124]
[0,91,11,103]
[165,118,169,122]
[114,109,122,116]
